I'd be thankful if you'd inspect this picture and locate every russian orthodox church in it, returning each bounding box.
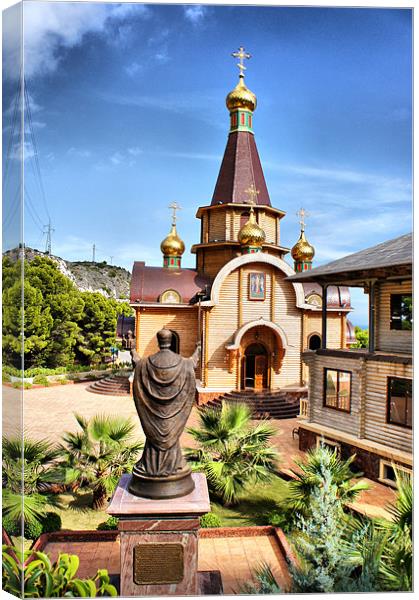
[130,49,354,403]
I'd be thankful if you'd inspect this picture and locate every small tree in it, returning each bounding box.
[185,402,279,505]
[352,326,369,349]
[287,445,369,516]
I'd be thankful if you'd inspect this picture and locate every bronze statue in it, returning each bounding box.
[129,329,200,499]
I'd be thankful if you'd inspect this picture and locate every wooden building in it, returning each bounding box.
[289,233,412,485]
[130,52,354,404]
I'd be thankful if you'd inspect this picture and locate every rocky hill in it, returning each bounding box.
[4,246,131,299]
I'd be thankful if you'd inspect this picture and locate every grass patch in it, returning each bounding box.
[55,490,109,530]
[210,475,290,527]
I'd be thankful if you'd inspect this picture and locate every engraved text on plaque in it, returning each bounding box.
[133,543,184,585]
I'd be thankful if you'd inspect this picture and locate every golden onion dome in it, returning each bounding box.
[226,76,257,113]
[238,208,266,247]
[160,223,185,257]
[291,230,315,262]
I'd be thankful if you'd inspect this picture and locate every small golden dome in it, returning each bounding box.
[291,230,315,262]
[160,223,185,257]
[238,207,266,247]
[226,76,257,113]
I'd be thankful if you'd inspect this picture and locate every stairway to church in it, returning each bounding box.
[87,374,131,396]
[202,389,301,420]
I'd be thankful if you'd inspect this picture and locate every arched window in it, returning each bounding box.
[160,289,181,304]
[308,334,321,351]
[169,330,180,353]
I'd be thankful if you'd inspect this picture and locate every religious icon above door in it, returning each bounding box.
[249,272,266,300]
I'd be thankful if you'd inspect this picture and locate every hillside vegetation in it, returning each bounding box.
[3,247,130,299]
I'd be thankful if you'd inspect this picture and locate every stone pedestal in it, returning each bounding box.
[107,472,210,597]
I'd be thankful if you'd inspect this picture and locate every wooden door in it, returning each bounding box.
[255,355,267,390]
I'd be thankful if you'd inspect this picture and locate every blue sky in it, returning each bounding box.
[2,2,412,326]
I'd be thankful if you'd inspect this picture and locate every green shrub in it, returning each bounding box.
[199,513,221,528]
[97,517,119,531]
[2,547,117,597]
[2,516,43,540]
[59,378,69,385]
[41,512,62,534]
[33,375,50,386]
[2,373,11,382]
[12,381,32,389]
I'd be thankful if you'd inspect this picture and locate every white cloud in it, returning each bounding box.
[3,3,150,79]
[68,147,92,158]
[110,152,124,165]
[128,147,143,156]
[184,5,208,24]
[125,61,144,77]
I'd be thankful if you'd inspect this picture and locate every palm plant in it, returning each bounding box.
[2,437,63,529]
[332,468,412,592]
[287,445,369,515]
[58,414,143,510]
[185,402,279,505]
[378,469,412,591]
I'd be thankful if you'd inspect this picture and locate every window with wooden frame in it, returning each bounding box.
[387,377,412,428]
[323,369,351,412]
[379,459,411,488]
[390,294,412,330]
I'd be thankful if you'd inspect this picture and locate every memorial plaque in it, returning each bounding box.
[133,543,184,585]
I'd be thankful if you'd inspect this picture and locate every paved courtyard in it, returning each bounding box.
[42,533,290,594]
[2,381,395,519]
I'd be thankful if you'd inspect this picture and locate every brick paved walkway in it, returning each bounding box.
[2,382,396,519]
[41,534,290,594]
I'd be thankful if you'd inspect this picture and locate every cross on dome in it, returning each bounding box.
[232,46,251,77]
[168,201,182,224]
[297,207,310,231]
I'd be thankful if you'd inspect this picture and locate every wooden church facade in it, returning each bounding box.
[130,53,354,403]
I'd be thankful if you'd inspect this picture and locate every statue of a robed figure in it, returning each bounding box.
[129,329,200,499]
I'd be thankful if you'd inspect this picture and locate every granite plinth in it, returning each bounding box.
[108,473,210,597]
[107,472,210,517]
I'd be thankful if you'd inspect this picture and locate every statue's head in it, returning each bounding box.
[157,328,173,349]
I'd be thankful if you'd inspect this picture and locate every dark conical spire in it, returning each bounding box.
[211,47,271,207]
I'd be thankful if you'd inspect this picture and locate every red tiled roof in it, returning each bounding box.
[130,262,211,304]
[211,131,271,206]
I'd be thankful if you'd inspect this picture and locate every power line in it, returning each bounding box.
[24,79,50,222]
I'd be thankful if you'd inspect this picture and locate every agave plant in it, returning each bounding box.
[58,414,143,510]
[185,402,279,505]
[287,445,369,514]
[2,437,63,530]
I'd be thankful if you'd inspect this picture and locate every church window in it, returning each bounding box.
[324,369,351,412]
[390,294,412,330]
[160,289,181,304]
[169,330,180,353]
[306,293,322,307]
[308,334,321,350]
[241,112,245,125]
[249,115,252,128]
[387,378,412,428]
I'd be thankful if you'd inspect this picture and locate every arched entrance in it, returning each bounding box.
[242,342,269,390]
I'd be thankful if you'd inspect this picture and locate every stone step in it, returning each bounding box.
[87,375,131,396]
[202,389,301,420]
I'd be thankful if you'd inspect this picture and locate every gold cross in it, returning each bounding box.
[232,46,251,77]
[244,184,259,205]
[296,207,310,231]
[168,201,181,224]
